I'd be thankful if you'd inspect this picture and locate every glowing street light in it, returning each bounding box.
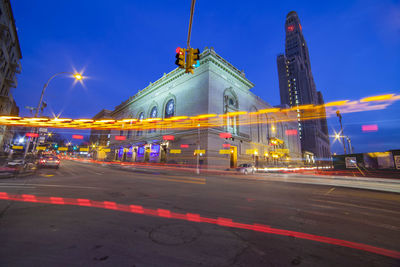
[73,73,83,80]
[24,70,86,161]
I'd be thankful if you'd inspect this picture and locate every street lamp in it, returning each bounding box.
[23,72,84,161]
[336,110,347,154]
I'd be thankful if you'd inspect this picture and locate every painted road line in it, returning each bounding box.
[311,199,400,215]
[0,183,101,190]
[324,187,335,195]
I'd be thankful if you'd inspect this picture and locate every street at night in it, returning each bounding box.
[1,160,399,266]
[1,0,400,266]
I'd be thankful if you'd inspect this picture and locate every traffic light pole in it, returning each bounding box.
[187,0,196,49]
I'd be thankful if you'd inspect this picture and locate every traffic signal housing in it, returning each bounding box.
[175,47,186,69]
[186,48,200,74]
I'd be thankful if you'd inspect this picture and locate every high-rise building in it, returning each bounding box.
[277,11,330,162]
[0,0,22,151]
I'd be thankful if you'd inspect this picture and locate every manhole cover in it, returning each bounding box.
[149,223,201,246]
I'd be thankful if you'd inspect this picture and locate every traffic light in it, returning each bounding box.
[186,48,200,74]
[175,47,186,69]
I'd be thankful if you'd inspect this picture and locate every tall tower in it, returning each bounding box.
[277,11,330,162]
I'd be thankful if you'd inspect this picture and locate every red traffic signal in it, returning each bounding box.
[175,47,186,69]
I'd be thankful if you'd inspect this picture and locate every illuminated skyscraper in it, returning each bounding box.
[277,11,330,162]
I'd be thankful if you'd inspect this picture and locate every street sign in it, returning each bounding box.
[37,146,46,150]
[194,149,205,154]
[80,148,89,152]
[58,147,68,151]
[12,145,23,150]
[38,128,48,133]
[102,148,111,152]
[345,157,357,168]
[38,136,45,143]
[246,149,256,155]
[219,149,231,154]
[170,149,181,154]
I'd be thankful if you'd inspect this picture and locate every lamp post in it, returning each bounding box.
[336,110,347,155]
[23,72,83,161]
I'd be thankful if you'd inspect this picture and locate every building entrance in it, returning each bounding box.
[230,145,237,168]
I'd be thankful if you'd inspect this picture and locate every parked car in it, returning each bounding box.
[38,155,60,169]
[236,163,256,175]
[6,154,37,174]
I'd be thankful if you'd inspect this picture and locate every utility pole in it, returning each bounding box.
[336,110,347,155]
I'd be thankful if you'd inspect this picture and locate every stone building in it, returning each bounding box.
[92,48,301,169]
[0,0,22,151]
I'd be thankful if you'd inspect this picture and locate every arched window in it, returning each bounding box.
[137,112,144,136]
[165,99,174,118]
[149,106,158,133]
[223,88,238,135]
[150,106,158,118]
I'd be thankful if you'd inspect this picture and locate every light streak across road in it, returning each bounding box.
[0,94,398,130]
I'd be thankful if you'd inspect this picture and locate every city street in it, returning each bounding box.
[1,160,399,266]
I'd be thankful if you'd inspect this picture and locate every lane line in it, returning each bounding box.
[0,183,101,190]
[324,187,335,195]
[0,191,398,259]
[311,199,400,215]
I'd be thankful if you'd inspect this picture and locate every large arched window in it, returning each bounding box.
[223,88,238,135]
[150,106,158,118]
[149,106,158,133]
[165,99,175,118]
[137,112,144,136]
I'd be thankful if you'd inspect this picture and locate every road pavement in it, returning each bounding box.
[0,159,399,266]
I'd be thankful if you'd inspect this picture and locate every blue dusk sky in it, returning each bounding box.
[10,0,400,153]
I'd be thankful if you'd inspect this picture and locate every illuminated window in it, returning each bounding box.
[165,99,175,118]
[137,112,144,136]
[148,106,158,133]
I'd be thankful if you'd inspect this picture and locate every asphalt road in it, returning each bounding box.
[0,160,399,266]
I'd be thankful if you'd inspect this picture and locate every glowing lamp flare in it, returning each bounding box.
[73,73,83,80]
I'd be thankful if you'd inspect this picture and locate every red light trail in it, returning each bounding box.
[0,192,399,259]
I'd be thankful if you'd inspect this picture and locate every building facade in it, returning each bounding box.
[277,11,330,163]
[92,48,302,168]
[0,0,21,151]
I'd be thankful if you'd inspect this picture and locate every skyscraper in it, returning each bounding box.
[277,11,330,162]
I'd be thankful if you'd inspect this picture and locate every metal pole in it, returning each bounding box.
[336,110,346,155]
[187,0,196,48]
[347,137,353,154]
[196,124,200,175]
[23,72,74,162]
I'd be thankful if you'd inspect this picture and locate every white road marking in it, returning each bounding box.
[0,183,100,190]
[324,187,336,195]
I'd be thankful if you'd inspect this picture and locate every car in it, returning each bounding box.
[38,155,60,169]
[236,163,256,175]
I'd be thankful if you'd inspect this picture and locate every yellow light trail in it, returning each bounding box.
[0,94,398,131]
